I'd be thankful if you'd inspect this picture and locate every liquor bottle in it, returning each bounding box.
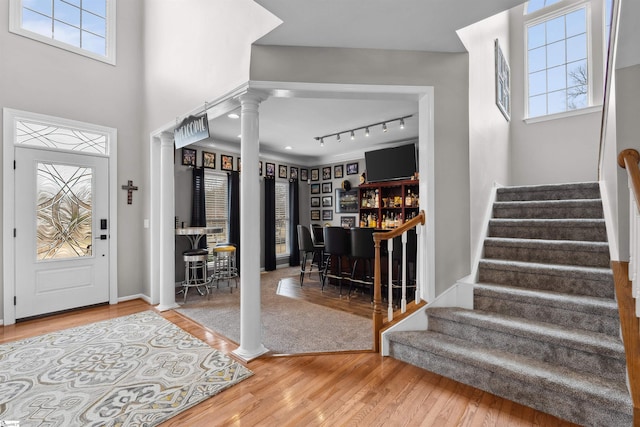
[405,189,413,207]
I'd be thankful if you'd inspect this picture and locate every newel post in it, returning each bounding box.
[372,234,383,352]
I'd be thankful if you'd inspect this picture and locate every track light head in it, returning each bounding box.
[350,130,355,140]
[337,133,341,142]
[365,127,370,137]
[400,119,405,129]
[320,138,324,147]
[382,123,388,132]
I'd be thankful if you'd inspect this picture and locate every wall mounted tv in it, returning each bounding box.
[364,143,417,182]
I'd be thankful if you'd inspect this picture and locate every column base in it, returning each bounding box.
[156,302,180,312]
[232,344,269,362]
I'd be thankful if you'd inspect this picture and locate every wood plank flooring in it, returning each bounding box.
[0,299,578,426]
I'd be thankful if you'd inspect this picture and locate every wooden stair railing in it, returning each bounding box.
[372,211,426,352]
[616,148,640,423]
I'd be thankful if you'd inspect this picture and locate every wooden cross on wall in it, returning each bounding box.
[122,180,138,205]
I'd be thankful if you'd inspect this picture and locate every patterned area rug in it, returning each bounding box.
[0,311,252,426]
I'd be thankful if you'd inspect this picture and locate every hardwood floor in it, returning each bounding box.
[0,299,578,426]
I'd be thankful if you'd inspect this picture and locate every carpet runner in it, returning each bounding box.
[386,182,633,426]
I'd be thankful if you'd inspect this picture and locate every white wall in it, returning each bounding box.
[0,1,145,317]
[507,2,606,185]
[250,45,471,295]
[614,64,640,261]
[458,11,512,263]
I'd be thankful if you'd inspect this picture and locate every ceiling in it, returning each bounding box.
[203,0,527,164]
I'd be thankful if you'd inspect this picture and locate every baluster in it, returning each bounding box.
[387,238,394,321]
[634,199,640,299]
[415,224,422,304]
[401,231,407,313]
[631,186,637,283]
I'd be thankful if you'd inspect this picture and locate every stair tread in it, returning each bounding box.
[474,283,619,316]
[496,182,600,194]
[484,237,610,251]
[388,330,632,410]
[426,306,625,358]
[490,218,605,226]
[494,199,602,208]
[479,258,613,278]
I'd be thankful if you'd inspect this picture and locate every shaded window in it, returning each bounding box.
[275,182,290,256]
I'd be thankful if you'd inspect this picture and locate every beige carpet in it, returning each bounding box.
[0,311,252,426]
[176,266,373,354]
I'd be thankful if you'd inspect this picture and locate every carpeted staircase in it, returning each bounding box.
[386,182,633,426]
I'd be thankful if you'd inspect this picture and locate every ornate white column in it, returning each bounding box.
[233,91,268,361]
[157,132,179,311]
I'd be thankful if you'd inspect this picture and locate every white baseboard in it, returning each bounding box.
[118,293,152,304]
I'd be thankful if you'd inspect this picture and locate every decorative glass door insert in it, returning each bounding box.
[37,162,93,260]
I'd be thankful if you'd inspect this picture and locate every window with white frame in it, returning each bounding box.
[204,171,229,248]
[275,182,289,257]
[526,1,589,118]
[9,0,116,65]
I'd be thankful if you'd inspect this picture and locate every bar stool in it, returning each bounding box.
[181,248,211,303]
[349,227,376,300]
[211,244,238,291]
[310,224,325,278]
[297,225,320,286]
[321,226,351,296]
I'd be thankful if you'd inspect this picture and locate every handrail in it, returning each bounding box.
[616,148,640,422]
[372,211,426,352]
[618,149,640,213]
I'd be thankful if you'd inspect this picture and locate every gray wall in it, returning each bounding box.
[0,1,145,318]
[251,45,471,295]
[458,10,512,263]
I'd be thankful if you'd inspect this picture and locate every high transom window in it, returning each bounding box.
[525,1,590,118]
[9,0,116,64]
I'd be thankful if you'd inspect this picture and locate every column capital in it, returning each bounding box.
[239,90,267,106]
[159,132,174,146]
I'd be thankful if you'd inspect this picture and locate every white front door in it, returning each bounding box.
[14,147,110,319]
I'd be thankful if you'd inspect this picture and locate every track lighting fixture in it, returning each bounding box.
[313,114,412,146]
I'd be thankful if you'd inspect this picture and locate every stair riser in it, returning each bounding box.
[496,188,600,202]
[478,266,614,298]
[483,244,610,268]
[389,341,632,427]
[426,316,626,382]
[493,205,603,219]
[474,294,620,337]
[489,223,608,241]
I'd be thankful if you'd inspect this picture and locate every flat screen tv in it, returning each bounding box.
[364,143,417,182]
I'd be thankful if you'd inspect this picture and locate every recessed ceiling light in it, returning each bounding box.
[228,113,240,119]
[237,134,242,138]
[285,146,292,150]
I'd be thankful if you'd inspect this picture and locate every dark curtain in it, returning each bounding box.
[264,178,277,271]
[289,179,300,266]
[228,171,241,271]
[191,167,207,250]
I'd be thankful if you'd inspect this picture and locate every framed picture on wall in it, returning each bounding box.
[311,210,321,221]
[300,168,308,181]
[310,197,320,207]
[346,162,359,175]
[341,216,356,229]
[334,164,343,179]
[311,168,319,181]
[322,182,332,193]
[290,167,298,180]
[237,157,242,172]
[322,166,331,180]
[335,188,359,213]
[495,38,511,121]
[259,161,263,176]
[322,196,332,207]
[182,148,196,166]
[279,165,288,178]
[221,154,233,171]
[266,162,275,177]
[310,183,320,194]
[202,151,215,169]
[322,209,333,221]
